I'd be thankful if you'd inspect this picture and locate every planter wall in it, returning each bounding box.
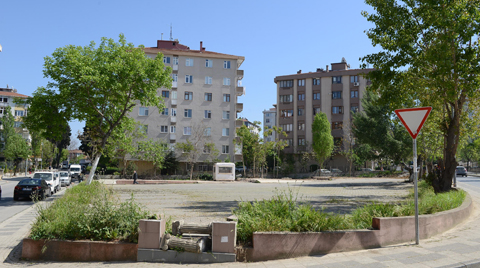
[242,194,473,262]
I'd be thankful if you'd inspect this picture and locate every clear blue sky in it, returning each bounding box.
[0,0,379,147]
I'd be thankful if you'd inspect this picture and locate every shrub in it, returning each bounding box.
[106,166,119,175]
[197,173,213,181]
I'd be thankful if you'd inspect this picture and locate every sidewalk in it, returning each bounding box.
[1,180,480,267]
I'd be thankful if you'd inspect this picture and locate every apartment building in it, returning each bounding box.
[263,107,276,142]
[0,86,30,153]
[131,40,245,173]
[274,59,373,168]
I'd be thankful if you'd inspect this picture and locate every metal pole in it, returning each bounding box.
[414,138,419,245]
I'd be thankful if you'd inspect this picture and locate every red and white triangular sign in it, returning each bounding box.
[394,107,432,139]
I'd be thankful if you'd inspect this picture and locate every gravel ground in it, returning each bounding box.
[111,177,413,224]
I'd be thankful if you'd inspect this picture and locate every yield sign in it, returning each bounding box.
[394,107,432,139]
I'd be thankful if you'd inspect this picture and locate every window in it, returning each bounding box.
[183,127,192,135]
[351,106,359,113]
[139,124,148,134]
[313,107,321,115]
[172,73,178,82]
[298,79,305,86]
[280,124,293,132]
[163,57,170,64]
[313,92,321,100]
[172,90,177,100]
[332,76,342,84]
[222,145,229,154]
[279,80,293,88]
[161,108,169,115]
[0,107,4,114]
[223,78,231,86]
[223,61,231,69]
[186,58,194,66]
[298,122,305,131]
[205,59,212,68]
[332,91,342,99]
[162,91,170,98]
[203,145,211,154]
[170,126,176,133]
[1,98,8,103]
[223,94,230,102]
[332,106,344,114]
[171,108,177,116]
[332,121,343,129]
[185,91,193,100]
[223,111,230,119]
[205,76,212,85]
[284,139,293,147]
[204,127,211,136]
[14,121,23,128]
[204,110,212,119]
[160,126,168,133]
[281,109,294,117]
[280,95,293,103]
[266,113,270,117]
[313,78,321,85]
[298,108,304,116]
[266,118,270,123]
[15,110,24,117]
[350,75,359,83]
[334,137,342,147]
[205,93,212,101]
[139,107,149,116]
[173,56,178,65]
[184,109,192,118]
[222,128,230,136]
[298,138,306,146]
[298,93,305,101]
[185,75,193,83]
[351,90,359,98]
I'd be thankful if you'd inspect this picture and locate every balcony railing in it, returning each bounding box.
[170,116,176,123]
[172,81,178,88]
[173,65,178,71]
[171,99,177,105]
[236,86,244,96]
[236,103,243,112]
[237,69,244,80]
[170,133,176,140]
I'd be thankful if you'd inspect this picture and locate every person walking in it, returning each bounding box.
[133,170,139,184]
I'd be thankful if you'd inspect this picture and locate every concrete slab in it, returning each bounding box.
[138,248,236,263]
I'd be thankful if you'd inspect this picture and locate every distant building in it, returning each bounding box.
[0,86,30,152]
[236,118,260,135]
[263,106,277,142]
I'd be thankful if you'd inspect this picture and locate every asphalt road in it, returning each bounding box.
[457,172,480,189]
[0,176,34,223]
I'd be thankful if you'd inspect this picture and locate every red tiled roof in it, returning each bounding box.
[0,91,29,98]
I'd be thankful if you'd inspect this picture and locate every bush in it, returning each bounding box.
[30,181,152,243]
[197,173,213,181]
[106,166,119,175]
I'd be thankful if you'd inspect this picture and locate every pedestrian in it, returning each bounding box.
[133,170,139,184]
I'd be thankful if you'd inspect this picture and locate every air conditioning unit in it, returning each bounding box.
[354,82,360,86]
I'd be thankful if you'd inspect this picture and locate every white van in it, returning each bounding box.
[213,163,235,181]
[70,164,82,181]
[33,172,56,196]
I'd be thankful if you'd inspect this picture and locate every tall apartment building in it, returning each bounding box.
[132,40,245,173]
[263,107,276,142]
[274,59,373,168]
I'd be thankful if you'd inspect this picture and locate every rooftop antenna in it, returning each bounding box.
[170,24,173,41]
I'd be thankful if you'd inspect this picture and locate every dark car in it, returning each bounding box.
[456,166,467,177]
[13,179,51,201]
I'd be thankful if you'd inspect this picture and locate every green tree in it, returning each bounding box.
[1,106,16,145]
[459,140,479,170]
[235,123,266,177]
[175,124,212,180]
[137,139,168,176]
[362,0,480,192]
[312,112,334,169]
[4,134,31,176]
[34,34,171,184]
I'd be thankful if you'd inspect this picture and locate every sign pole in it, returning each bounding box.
[413,138,419,245]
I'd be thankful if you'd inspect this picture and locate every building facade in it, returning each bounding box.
[131,40,245,173]
[0,86,30,152]
[274,59,373,168]
[263,107,277,142]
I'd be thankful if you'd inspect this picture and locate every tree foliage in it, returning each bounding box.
[137,139,168,176]
[311,112,334,168]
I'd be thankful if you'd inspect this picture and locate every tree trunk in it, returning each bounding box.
[189,163,194,180]
[86,153,101,185]
[440,107,461,192]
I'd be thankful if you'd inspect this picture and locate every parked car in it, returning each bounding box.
[331,168,343,174]
[70,164,82,181]
[456,166,467,177]
[361,168,374,172]
[0,185,2,200]
[59,171,71,186]
[320,169,331,175]
[33,172,56,194]
[235,166,248,173]
[14,178,51,201]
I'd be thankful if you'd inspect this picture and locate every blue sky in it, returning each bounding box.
[0,0,379,147]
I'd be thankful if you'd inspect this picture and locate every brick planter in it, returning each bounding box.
[22,239,138,262]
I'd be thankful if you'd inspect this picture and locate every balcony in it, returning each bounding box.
[236,103,243,112]
[236,120,244,128]
[173,65,178,71]
[170,116,176,123]
[170,133,176,140]
[172,81,177,88]
[237,69,244,80]
[171,99,177,105]
[236,86,244,96]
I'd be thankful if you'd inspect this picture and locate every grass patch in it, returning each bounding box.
[233,181,466,244]
[30,181,152,243]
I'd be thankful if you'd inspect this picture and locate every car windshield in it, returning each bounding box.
[19,179,41,185]
[60,172,68,176]
[33,173,53,180]
[71,168,80,172]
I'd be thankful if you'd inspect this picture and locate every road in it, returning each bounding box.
[0,176,34,223]
[457,172,480,189]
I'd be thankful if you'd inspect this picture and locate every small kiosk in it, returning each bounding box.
[213,163,235,181]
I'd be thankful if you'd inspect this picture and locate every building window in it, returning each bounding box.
[280,124,293,132]
[332,121,343,129]
[223,94,230,102]
[351,90,359,98]
[139,124,148,134]
[280,95,293,103]
[162,91,170,98]
[298,122,305,131]
[161,108,169,115]
[139,107,149,116]
[1,98,8,103]
[170,126,176,133]
[184,109,192,118]
[205,93,212,101]
[222,128,230,136]
[313,92,321,100]
[223,78,231,86]
[15,110,24,117]
[185,75,193,84]
[281,109,293,117]
[173,56,178,65]
[172,90,177,99]
[223,111,230,119]
[223,61,231,69]
[332,76,342,84]
[266,118,270,123]
[284,139,293,147]
[204,110,212,119]
[205,59,212,68]
[279,80,293,88]
[298,108,304,116]
[298,79,305,86]
[313,78,321,85]
[298,93,305,101]
[298,138,306,146]
[172,73,178,82]
[350,75,359,83]
[222,145,229,154]
[160,125,169,133]
[332,106,344,114]
[163,57,170,64]
[332,91,342,99]
[313,107,321,115]
[205,76,212,85]
[203,145,211,154]
[351,106,359,113]
[14,121,23,128]
[0,107,4,114]
[186,58,194,66]
[185,91,193,100]
[184,127,192,135]
[171,108,177,116]
[204,127,211,136]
